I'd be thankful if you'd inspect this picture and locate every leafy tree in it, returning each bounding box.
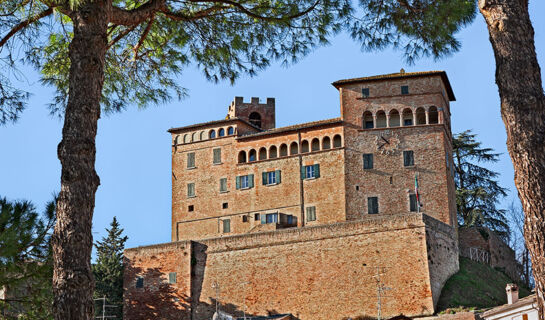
[92,217,127,320]
[453,130,509,239]
[0,196,56,319]
[1,0,544,318]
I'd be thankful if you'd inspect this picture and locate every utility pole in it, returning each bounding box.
[373,266,392,320]
[241,281,250,320]
[212,281,220,315]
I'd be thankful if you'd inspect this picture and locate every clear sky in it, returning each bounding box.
[1,3,544,252]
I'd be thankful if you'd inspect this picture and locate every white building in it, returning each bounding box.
[482,284,538,320]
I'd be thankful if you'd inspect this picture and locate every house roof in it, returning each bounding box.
[482,294,537,317]
[331,70,456,101]
[167,117,261,133]
[237,117,342,139]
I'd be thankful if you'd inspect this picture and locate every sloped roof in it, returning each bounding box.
[332,70,455,101]
[237,117,342,139]
[482,294,537,317]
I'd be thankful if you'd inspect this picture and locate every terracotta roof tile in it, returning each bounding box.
[237,117,342,139]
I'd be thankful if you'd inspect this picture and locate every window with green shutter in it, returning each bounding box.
[237,174,254,189]
[363,154,373,169]
[368,197,379,214]
[213,148,221,164]
[187,183,195,198]
[403,150,414,167]
[302,164,320,179]
[169,272,177,284]
[263,170,281,185]
[306,206,316,222]
[187,152,195,169]
[362,88,370,98]
[409,194,418,212]
[219,178,227,192]
[401,85,409,95]
[222,219,231,233]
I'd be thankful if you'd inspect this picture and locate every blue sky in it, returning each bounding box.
[1,3,544,251]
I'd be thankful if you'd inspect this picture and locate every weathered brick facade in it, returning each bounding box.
[124,71,460,319]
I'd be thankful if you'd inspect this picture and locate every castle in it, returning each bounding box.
[124,70,460,319]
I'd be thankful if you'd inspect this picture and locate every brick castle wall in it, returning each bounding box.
[124,213,458,320]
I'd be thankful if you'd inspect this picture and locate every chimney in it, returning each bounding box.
[506,283,519,304]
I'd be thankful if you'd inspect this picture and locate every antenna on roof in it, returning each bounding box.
[400,68,405,74]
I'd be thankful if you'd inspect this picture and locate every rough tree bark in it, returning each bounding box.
[479,0,545,317]
[51,1,109,318]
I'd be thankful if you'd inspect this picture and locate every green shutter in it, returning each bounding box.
[260,213,266,224]
[248,174,254,188]
[236,176,240,190]
[262,172,267,185]
[314,164,320,178]
[301,166,306,179]
[213,148,221,164]
[276,170,281,184]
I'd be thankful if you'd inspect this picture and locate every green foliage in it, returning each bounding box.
[0,196,56,319]
[92,217,128,319]
[437,257,531,311]
[453,130,510,240]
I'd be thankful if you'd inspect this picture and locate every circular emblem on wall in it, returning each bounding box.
[375,131,400,155]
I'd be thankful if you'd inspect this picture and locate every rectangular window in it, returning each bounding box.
[169,272,177,284]
[187,152,195,169]
[187,183,195,198]
[213,148,221,164]
[401,85,409,95]
[403,150,414,167]
[363,154,374,169]
[368,197,379,214]
[188,205,194,212]
[219,178,227,193]
[287,215,294,225]
[362,88,370,98]
[409,194,418,212]
[236,174,254,189]
[254,213,260,221]
[222,219,230,233]
[265,213,278,224]
[222,202,228,209]
[306,206,316,222]
[263,170,281,185]
[302,164,320,179]
[242,215,248,222]
[136,277,144,288]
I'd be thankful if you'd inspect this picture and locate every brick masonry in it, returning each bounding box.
[124,71,461,319]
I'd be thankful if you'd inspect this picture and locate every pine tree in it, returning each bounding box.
[453,130,509,239]
[93,217,128,320]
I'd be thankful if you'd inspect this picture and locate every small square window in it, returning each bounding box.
[368,197,379,214]
[222,219,231,233]
[363,154,374,169]
[222,202,228,209]
[306,206,316,222]
[362,88,370,98]
[136,277,144,288]
[401,85,409,95]
[254,213,260,220]
[403,150,415,167]
[188,205,194,212]
[242,215,248,222]
[169,272,177,284]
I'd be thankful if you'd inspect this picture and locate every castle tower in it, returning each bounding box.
[227,96,276,130]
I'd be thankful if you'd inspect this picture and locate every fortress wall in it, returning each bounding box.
[125,213,457,320]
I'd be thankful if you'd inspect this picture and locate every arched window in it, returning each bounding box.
[174,135,180,145]
[322,136,331,149]
[200,131,207,140]
[333,135,342,148]
[416,107,426,125]
[238,151,247,163]
[290,142,299,155]
[249,149,257,162]
[301,140,309,153]
[269,145,278,159]
[279,144,288,157]
[311,138,320,151]
[389,109,400,127]
[183,134,190,143]
[259,147,267,160]
[227,127,234,135]
[192,132,198,142]
[218,128,225,137]
[402,108,414,126]
[429,106,439,124]
[209,130,216,139]
[376,111,387,128]
[363,111,374,129]
[249,112,262,128]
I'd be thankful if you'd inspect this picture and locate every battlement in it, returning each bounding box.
[227,96,276,130]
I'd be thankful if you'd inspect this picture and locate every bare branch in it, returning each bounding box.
[0,7,54,48]
[161,5,230,21]
[107,24,138,50]
[133,14,155,59]
[110,0,167,26]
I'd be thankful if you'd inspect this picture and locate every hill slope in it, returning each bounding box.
[437,257,531,311]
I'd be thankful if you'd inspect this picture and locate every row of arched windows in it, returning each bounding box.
[363,106,440,129]
[175,126,236,144]
[238,134,342,163]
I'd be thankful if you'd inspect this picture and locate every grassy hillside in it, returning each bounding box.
[437,257,531,311]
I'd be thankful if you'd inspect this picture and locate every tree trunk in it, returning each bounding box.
[479,0,545,317]
[51,2,109,319]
